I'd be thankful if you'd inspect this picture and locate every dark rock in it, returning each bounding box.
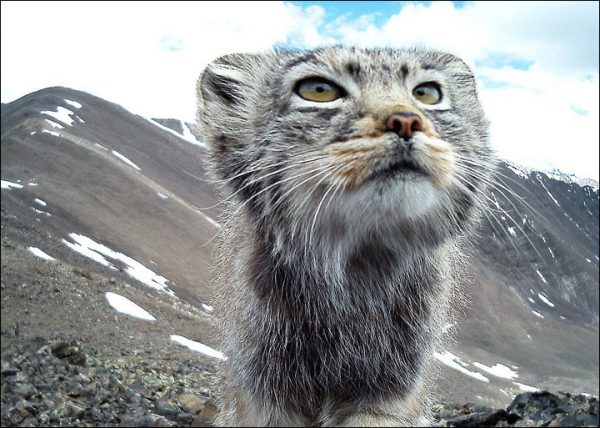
[433,391,598,427]
[177,411,194,424]
[9,411,24,425]
[50,340,86,366]
[73,268,92,280]
[155,401,180,419]
[64,401,86,419]
[13,399,35,416]
[1,367,20,376]
[548,414,581,427]
[120,413,174,427]
[13,383,37,399]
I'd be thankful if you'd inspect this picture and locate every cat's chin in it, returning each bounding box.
[331,176,442,225]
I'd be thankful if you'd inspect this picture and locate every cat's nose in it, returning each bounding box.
[385,113,423,139]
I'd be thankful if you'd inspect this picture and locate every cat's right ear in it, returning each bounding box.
[197,53,260,111]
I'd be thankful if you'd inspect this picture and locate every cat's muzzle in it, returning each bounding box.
[372,138,429,181]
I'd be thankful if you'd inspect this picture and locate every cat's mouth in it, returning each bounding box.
[372,157,429,182]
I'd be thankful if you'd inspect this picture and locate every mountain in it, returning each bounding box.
[1,86,219,306]
[1,87,598,415]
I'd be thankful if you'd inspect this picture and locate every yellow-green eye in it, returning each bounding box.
[295,78,344,102]
[413,82,442,104]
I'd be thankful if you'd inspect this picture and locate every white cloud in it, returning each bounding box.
[1,1,324,121]
[1,1,598,179]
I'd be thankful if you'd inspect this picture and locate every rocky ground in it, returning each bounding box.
[1,338,218,427]
[2,337,598,427]
[434,392,598,427]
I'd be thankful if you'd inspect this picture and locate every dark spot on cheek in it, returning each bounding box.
[329,122,353,144]
[295,107,341,121]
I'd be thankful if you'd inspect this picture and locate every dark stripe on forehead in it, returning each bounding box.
[421,63,438,71]
[346,61,361,77]
[285,52,322,70]
[400,64,409,79]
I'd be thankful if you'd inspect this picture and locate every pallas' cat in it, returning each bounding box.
[196,46,495,426]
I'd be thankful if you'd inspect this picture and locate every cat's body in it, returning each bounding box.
[196,47,495,426]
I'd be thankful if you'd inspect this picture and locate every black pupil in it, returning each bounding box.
[316,86,325,93]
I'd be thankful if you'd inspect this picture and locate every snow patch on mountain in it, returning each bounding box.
[536,270,547,284]
[537,293,555,308]
[143,117,206,147]
[41,106,76,126]
[434,351,490,383]
[507,165,529,179]
[513,382,540,392]
[1,180,23,190]
[181,122,206,147]
[45,119,64,129]
[170,335,226,360]
[472,362,519,380]
[105,292,156,321]
[32,207,51,216]
[41,130,60,137]
[28,247,55,261]
[62,233,174,296]
[64,99,82,109]
[111,150,141,171]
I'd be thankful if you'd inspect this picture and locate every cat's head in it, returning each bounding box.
[197,47,495,252]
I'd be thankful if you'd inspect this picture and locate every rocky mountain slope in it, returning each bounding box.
[1,87,598,424]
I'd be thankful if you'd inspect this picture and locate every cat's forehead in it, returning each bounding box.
[280,47,470,81]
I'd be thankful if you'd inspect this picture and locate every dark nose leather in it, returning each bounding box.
[385,113,423,140]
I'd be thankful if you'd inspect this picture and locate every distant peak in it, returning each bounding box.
[504,161,598,191]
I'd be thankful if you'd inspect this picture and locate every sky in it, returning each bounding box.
[1,1,598,179]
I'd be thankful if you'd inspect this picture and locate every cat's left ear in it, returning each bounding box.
[197,53,263,110]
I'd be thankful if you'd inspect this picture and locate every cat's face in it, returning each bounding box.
[197,47,494,249]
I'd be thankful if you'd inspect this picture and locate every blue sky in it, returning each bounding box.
[1,1,598,179]
[290,1,469,26]
[291,1,407,26]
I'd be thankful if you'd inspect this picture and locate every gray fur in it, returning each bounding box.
[196,46,496,426]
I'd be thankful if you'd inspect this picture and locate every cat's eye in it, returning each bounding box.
[295,78,344,102]
[413,82,442,105]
